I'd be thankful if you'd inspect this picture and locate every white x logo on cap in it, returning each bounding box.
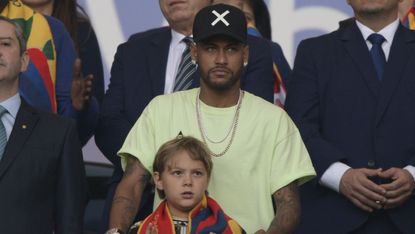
[211,10,230,26]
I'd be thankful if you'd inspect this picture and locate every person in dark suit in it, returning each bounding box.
[285,0,415,233]
[0,16,85,233]
[95,1,275,233]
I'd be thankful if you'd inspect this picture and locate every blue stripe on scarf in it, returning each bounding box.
[190,207,228,234]
[20,62,52,111]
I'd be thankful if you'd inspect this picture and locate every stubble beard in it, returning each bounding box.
[201,68,242,91]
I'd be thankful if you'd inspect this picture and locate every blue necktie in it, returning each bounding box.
[368,33,386,81]
[0,105,8,160]
[174,37,197,91]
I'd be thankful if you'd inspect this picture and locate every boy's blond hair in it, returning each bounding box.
[153,136,213,198]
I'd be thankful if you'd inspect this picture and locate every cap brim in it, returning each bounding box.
[194,32,246,44]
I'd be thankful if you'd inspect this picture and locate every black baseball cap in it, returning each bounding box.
[193,4,247,44]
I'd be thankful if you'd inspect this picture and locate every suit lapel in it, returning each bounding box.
[375,25,415,125]
[341,22,381,99]
[0,100,39,180]
[148,27,171,95]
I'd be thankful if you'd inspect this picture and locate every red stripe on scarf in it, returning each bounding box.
[27,48,57,112]
[137,195,244,234]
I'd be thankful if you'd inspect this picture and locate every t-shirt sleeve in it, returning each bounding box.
[270,112,316,194]
[118,99,157,173]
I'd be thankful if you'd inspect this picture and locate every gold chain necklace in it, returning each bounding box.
[196,90,244,157]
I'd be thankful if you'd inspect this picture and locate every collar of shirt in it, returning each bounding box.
[0,93,21,140]
[164,29,193,94]
[356,18,399,60]
[0,93,21,120]
[170,29,188,48]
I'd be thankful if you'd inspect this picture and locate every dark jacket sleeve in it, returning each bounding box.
[285,39,347,178]
[94,42,132,167]
[55,120,86,234]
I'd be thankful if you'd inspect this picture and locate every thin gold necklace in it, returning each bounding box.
[196,89,244,157]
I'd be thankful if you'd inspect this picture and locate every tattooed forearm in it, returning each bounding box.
[109,155,149,232]
[124,157,151,184]
[112,195,139,231]
[268,182,300,234]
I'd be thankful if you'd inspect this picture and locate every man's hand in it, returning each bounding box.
[71,58,93,111]
[339,168,386,212]
[378,168,415,209]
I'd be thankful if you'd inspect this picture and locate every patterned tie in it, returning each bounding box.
[368,33,386,81]
[174,37,197,91]
[0,105,8,160]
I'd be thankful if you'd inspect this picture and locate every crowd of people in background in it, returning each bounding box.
[0,0,414,233]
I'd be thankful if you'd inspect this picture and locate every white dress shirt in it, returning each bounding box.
[357,18,399,61]
[0,93,20,140]
[164,30,191,94]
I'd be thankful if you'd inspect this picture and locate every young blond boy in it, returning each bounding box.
[129,136,244,234]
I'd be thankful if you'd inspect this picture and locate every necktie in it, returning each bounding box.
[174,37,197,91]
[368,33,386,81]
[0,105,8,160]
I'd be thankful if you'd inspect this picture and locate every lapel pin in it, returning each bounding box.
[22,124,27,129]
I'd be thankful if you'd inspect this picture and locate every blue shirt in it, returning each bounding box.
[0,93,20,140]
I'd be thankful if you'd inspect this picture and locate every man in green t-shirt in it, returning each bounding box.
[107,4,315,234]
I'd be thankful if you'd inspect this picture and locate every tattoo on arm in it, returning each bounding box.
[112,195,138,232]
[110,156,150,232]
[268,182,301,234]
[124,156,151,184]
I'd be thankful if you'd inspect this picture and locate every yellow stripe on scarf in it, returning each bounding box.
[409,13,415,30]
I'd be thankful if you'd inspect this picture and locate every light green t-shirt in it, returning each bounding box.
[119,88,315,233]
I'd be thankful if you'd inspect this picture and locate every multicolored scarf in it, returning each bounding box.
[402,6,415,30]
[1,0,57,112]
[136,195,245,234]
[247,24,287,107]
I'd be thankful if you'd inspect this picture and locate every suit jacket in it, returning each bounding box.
[286,22,415,233]
[0,100,85,234]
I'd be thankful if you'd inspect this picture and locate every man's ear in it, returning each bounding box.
[20,51,29,73]
[153,172,164,191]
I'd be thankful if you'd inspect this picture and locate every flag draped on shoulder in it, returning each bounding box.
[135,195,245,234]
[402,6,415,30]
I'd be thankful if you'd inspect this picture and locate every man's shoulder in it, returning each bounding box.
[142,90,196,115]
[150,89,196,105]
[246,35,271,52]
[127,26,170,42]
[299,30,340,48]
[245,91,284,114]
[116,27,170,53]
[293,29,344,61]
[20,101,75,129]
